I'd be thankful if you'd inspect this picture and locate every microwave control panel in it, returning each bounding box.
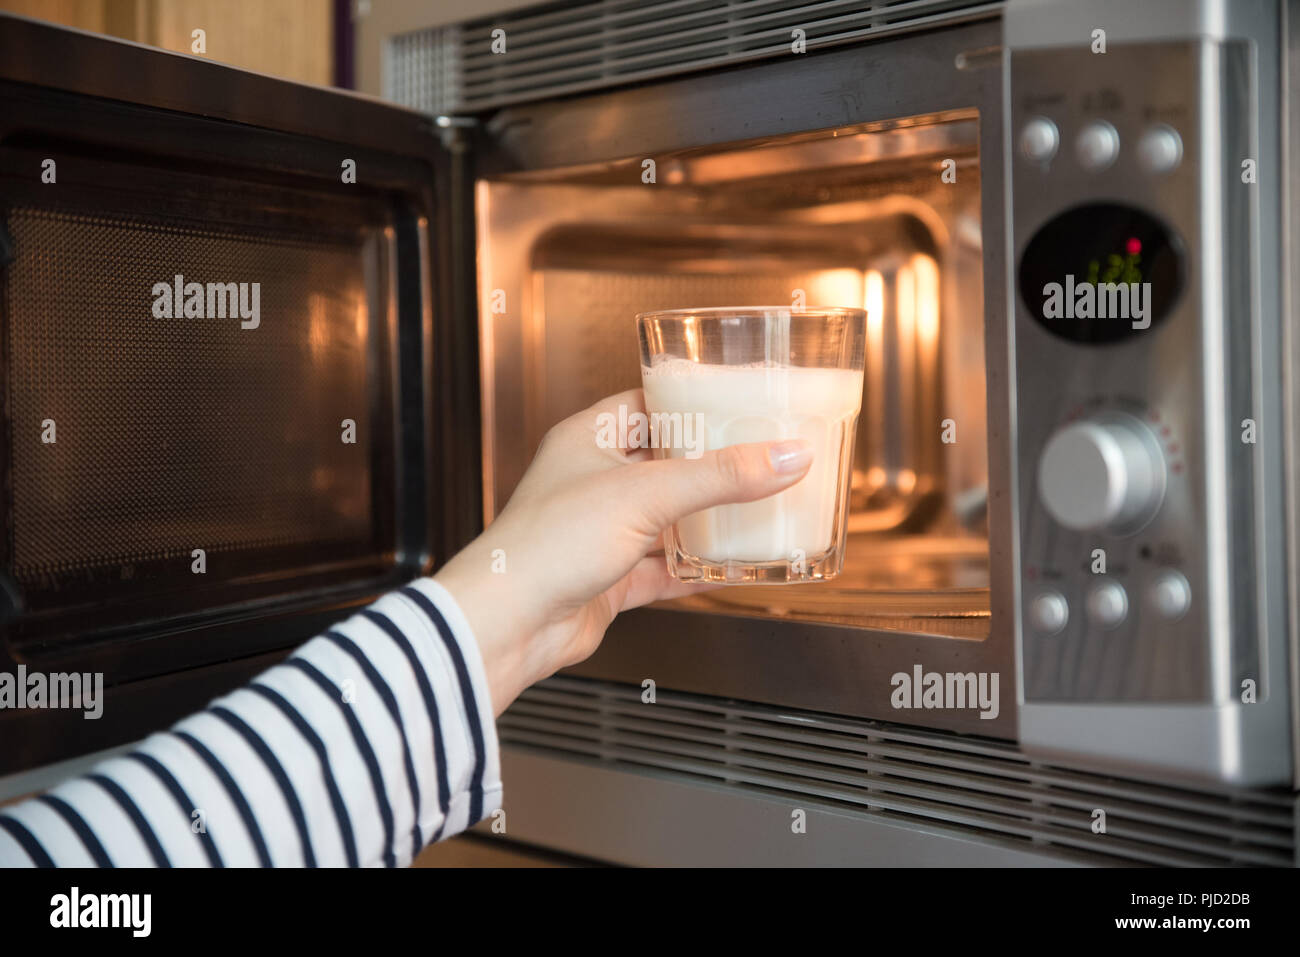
[1009,39,1262,710]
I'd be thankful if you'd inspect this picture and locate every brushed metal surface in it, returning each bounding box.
[371,0,1003,111]
[1008,0,1293,785]
[1285,0,1300,792]
[494,676,1296,865]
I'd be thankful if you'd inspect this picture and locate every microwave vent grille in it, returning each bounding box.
[386,23,463,116]
[384,0,1001,115]
[499,676,1297,867]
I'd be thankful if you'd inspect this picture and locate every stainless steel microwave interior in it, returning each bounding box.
[479,118,990,636]
[463,20,1022,749]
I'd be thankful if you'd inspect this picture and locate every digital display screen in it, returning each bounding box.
[1018,203,1184,344]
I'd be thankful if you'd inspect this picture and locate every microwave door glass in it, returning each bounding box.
[0,132,410,659]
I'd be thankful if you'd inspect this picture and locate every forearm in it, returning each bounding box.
[0,579,501,867]
[432,527,559,718]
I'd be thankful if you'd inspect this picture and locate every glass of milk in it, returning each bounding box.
[637,306,866,584]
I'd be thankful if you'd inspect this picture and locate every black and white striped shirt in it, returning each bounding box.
[0,578,502,867]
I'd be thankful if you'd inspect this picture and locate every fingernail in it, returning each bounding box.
[768,440,813,474]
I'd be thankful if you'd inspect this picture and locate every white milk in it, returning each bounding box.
[641,360,864,563]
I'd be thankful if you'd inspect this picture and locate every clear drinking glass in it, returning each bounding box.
[637,306,866,584]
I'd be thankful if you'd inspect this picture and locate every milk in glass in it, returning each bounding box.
[641,359,864,563]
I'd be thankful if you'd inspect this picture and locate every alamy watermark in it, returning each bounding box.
[50,887,150,937]
[151,274,260,329]
[890,664,999,720]
[1041,239,1152,331]
[596,404,705,458]
[1041,274,1151,329]
[0,666,103,719]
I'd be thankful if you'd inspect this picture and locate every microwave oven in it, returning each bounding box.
[3,0,1299,866]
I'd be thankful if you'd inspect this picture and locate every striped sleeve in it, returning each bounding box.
[0,577,503,868]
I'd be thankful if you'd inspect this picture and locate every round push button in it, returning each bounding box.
[1137,124,1182,173]
[1075,120,1119,171]
[1086,580,1128,629]
[1019,116,1060,163]
[1149,570,1191,620]
[1029,590,1069,635]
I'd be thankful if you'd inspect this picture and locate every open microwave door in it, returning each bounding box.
[0,14,473,774]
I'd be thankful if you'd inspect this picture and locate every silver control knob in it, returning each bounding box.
[1019,117,1060,163]
[1037,414,1166,533]
[1028,590,1069,635]
[1086,580,1128,628]
[1075,120,1120,171]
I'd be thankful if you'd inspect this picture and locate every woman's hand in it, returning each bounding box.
[434,388,813,715]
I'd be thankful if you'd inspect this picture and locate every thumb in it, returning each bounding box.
[624,439,815,531]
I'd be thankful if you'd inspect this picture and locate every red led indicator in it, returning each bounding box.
[1125,236,1142,256]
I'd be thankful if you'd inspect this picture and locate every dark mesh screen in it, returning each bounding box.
[3,207,379,590]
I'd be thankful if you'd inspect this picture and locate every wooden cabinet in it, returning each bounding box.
[0,0,333,86]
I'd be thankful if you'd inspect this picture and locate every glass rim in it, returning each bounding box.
[636,305,867,324]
